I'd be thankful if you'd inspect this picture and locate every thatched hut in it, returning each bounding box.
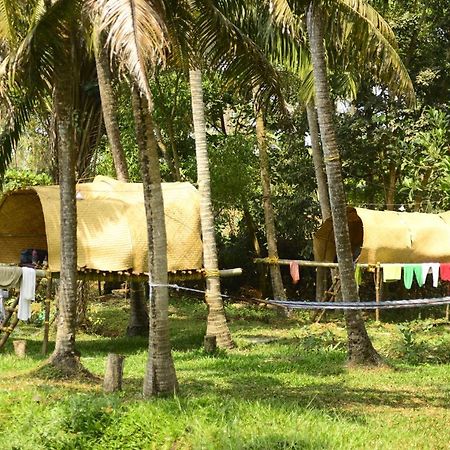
[0,176,202,273]
[313,207,450,264]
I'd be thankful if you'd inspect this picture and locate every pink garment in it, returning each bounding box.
[290,261,300,285]
[440,263,450,281]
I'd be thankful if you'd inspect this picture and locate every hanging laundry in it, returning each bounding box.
[354,265,362,287]
[381,264,402,282]
[290,261,300,284]
[440,263,450,281]
[0,266,22,289]
[403,264,423,289]
[17,267,36,321]
[421,263,440,287]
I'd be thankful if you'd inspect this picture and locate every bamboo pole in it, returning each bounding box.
[41,276,52,355]
[254,257,373,269]
[375,264,381,322]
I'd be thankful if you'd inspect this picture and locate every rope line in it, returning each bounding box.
[149,282,450,310]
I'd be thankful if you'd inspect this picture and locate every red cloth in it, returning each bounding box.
[289,261,300,284]
[440,263,450,281]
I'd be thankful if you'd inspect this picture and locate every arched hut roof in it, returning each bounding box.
[0,176,202,273]
[313,207,450,264]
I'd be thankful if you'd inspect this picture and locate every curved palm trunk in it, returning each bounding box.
[132,84,177,396]
[307,3,381,365]
[95,33,129,182]
[306,101,331,301]
[95,34,148,334]
[49,77,80,373]
[189,69,233,349]
[255,105,286,301]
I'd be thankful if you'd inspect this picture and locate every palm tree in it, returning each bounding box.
[131,83,178,395]
[269,0,414,364]
[254,102,286,301]
[306,3,381,364]
[94,31,129,182]
[189,69,233,349]
[0,0,93,373]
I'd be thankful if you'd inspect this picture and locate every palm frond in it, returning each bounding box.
[0,0,15,44]
[192,0,288,112]
[330,0,415,104]
[88,0,168,100]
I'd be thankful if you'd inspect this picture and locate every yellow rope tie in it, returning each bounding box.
[205,269,220,278]
[266,257,279,264]
[324,155,340,163]
[44,321,50,325]
[45,299,51,304]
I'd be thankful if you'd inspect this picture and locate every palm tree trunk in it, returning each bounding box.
[127,281,149,336]
[306,101,331,301]
[189,69,233,349]
[385,162,397,210]
[49,77,81,373]
[255,104,286,301]
[95,32,129,182]
[132,84,178,396]
[307,2,381,366]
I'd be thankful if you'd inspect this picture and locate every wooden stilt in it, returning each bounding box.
[103,353,125,393]
[375,264,381,322]
[41,276,52,355]
[13,340,27,357]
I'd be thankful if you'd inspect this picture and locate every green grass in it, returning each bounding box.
[0,296,449,449]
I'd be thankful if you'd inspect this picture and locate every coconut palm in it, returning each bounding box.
[269,0,414,364]
[189,68,233,348]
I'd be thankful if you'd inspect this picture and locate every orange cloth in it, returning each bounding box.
[290,261,300,284]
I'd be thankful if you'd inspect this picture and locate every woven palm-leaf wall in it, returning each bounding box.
[314,207,450,264]
[0,176,202,273]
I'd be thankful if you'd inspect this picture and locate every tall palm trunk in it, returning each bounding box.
[307,2,381,365]
[306,101,331,301]
[95,34,148,335]
[95,33,129,182]
[132,84,177,396]
[49,75,80,372]
[189,69,233,349]
[255,104,286,301]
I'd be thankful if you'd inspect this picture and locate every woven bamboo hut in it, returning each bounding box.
[0,176,202,273]
[313,207,450,264]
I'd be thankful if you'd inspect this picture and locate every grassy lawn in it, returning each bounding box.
[0,295,449,449]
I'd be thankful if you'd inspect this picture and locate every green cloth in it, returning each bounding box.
[354,265,362,287]
[0,266,22,289]
[403,264,423,289]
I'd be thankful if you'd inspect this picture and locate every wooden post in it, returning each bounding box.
[41,276,52,355]
[204,335,217,354]
[103,353,125,393]
[375,264,381,322]
[13,340,27,357]
[0,316,19,350]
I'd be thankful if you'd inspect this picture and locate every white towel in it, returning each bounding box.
[421,263,440,287]
[17,267,36,321]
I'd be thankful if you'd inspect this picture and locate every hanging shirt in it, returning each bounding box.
[421,263,440,287]
[0,266,22,289]
[17,267,36,321]
[381,264,402,282]
[290,261,300,285]
[440,263,450,282]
